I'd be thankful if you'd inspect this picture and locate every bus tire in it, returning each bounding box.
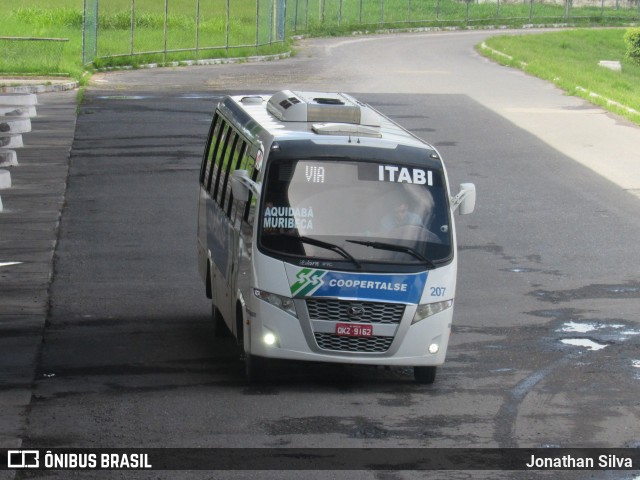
[414,366,437,384]
[211,303,230,337]
[245,353,267,384]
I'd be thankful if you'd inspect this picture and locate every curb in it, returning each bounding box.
[0,80,79,94]
[479,41,528,68]
[94,51,292,72]
[477,41,639,120]
[575,86,640,116]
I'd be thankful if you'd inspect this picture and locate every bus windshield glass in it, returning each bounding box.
[259,158,452,267]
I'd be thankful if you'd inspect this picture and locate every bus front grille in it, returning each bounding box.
[313,332,393,353]
[306,299,405,324]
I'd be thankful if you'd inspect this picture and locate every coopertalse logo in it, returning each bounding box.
[288,267,428,303]
[7,450,39,468]
[290,268,327,297]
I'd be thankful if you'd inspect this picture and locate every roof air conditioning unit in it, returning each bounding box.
[267,90,381,127]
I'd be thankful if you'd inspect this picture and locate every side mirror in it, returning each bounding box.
[231,170,261,202]
[451,183,476,215]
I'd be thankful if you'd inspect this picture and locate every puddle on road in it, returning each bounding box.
[501,266,563,276]
[530,281,640,303]
[605,286,640,294]
[177,94,223,100]
[560,321,598,333]
[556,321,640,352]
[506,267,535,273]
[0,261,23,268]
[96,95,151,100]
[560,338,607,351]
[489,368,515,373]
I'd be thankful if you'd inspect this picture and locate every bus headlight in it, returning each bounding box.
[254,289,297,318]
[263,331,278,347]
[412,299,453,324]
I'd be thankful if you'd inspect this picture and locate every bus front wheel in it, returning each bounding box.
[414,366,437,384]
[211,304,229,337]
[244,353,267,384]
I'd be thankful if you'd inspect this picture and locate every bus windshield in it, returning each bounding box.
[259,158,452,267]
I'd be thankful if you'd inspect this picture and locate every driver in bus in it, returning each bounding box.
[380,201,424,231]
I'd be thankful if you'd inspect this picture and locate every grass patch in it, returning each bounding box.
[479,28,640,125]
[1,0,639,81]
[0,0,288,79]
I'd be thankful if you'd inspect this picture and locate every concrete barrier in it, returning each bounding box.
[0,116,31,135]
[598,60,622,72]
[0,93,38,211]
[0,169,11,189]
[0,105,37,117]
[0,93,38,106]
[0,135,23,148]
[0,149,17,167]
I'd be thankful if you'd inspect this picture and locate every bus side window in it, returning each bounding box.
[212,124,233,205]
[219,132,240,213]
[207,117,226,195]
[199,113,218,186]
[202,115,224,190]
[242,154,257,225]
[227,141,247,220]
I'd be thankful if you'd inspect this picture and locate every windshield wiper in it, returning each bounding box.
[274,233,362,269]
[346,240,436,269]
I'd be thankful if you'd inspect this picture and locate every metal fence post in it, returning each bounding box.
[270,0,274,44]
[256,0,260,50]
[281,0,286,42]
[82,0,98,65]
[130,0,135,56]
[163,0,168,64]
[82,0,86,62]
[195,0,200,56]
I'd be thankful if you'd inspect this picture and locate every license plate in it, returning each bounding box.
[335,323,373,337]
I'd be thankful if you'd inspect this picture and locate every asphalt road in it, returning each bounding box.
[4,30,640,480]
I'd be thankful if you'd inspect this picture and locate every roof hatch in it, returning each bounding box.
[266,90,381,127]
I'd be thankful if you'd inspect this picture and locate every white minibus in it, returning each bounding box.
[197,90,476,383]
